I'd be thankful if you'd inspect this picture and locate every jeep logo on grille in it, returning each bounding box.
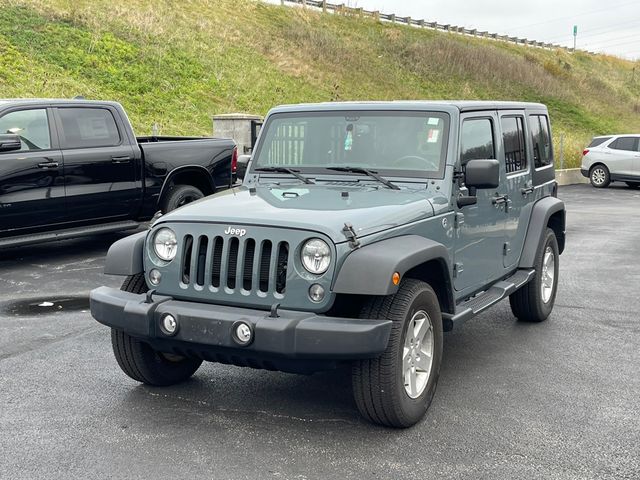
[224,226,247,237]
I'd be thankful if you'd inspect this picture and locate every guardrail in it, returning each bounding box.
[276,0,595,55]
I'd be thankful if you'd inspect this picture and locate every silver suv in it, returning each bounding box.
[581,134,640,188]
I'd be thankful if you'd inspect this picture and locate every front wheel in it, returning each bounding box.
[589,165,610,188]
[509,228,559,322]
[352,279,443,428]
[111,274,202,386]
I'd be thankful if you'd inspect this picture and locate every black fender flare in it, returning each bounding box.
[332,235,453,301]
[158,165,216,202]
[104,231,147,276]
[519,196,566,268]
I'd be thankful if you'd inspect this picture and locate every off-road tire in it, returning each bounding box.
[589,165,610,188]
[509,228,559,322]
[161,185,204,213]
[625,182,640,189]
[111,273,202,386]
[352,279,443,428]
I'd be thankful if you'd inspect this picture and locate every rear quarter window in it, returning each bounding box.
[588,137,611,148]
[529,114,553,168]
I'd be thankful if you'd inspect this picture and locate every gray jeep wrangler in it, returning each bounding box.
[90,101,565,428]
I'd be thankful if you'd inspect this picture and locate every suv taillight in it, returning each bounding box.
[582,148,589,156]
[231,146,238,174]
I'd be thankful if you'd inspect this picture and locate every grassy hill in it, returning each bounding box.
[1,0,639,168]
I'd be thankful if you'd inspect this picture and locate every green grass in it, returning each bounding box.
[1,0,639,168]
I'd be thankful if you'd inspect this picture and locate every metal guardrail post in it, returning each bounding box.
[559,134,564,170]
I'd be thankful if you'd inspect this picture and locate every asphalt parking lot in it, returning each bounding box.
[0,183,638,480]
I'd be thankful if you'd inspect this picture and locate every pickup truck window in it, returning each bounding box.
[58,108,121,149]
[0,109,51,151]
[460,118,495,164]
[500,116,527,174]
[529,114,553,168]
[253,112,449,177]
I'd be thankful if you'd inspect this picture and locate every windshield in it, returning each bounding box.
[253,111,449,177]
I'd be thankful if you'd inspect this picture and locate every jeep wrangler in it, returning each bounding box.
[90,101,565,428]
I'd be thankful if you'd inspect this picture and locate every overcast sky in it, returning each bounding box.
[275,0,640,59]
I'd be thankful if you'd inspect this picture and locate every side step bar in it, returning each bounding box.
[442,269,535,331]
[0,221,141,249]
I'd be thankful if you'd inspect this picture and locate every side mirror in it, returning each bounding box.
[0,134,22,153]
[464,159,500,189]
[457,159,500,208]
[236,154,251,182]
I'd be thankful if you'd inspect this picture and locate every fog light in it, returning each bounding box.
[161,314,178,336]
[309,284,325,303]
[149,269,162,286]
[232,321,253,346]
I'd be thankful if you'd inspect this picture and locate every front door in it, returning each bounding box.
[0,108,66,233]
[453,112,506,294]
[54,106,138,222]
[498,112,533,269]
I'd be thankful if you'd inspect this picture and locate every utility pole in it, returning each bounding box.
[573,25,577,51]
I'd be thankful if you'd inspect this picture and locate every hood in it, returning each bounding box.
[157,183,437,243]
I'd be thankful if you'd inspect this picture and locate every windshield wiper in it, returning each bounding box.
[254,166,314,184]
[326,166,400,190]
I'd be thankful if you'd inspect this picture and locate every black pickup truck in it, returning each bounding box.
[0,99,236,247]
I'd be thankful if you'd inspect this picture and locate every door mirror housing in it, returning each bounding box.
[464,159,500,189]
[236,154,251,181]
[0,134,22,153]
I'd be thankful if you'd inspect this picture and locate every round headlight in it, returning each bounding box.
[301,238,331,274]
[153,228,178,262]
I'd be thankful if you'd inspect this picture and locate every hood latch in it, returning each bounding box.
[342,223,361,249]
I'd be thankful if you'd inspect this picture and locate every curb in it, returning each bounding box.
[555,168,589,186]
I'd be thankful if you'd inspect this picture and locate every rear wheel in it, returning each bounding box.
[589,165,610,188]
[162,184,204,213]
[509,228,559,322]
[111,273,202,386]
[352,279,443,428]
[625,182,640,189]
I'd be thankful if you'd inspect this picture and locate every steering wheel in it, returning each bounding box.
[393,155,438,170]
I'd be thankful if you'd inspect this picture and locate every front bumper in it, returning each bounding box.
[90,287,392,360]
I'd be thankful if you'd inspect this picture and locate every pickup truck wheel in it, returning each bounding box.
[162,185,204,213]
[352,279,443,428]
[589,165,610,188]
[110,273,202,386]
[625,182,640,189]
[509,228,559,322]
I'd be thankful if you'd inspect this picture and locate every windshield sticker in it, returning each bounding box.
[344,124,353,151]
[427,117,440,125]
[427,129,440,143]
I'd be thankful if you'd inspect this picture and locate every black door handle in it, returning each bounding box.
[37,161,59,169]
[492,194,508,205]
[111,156,132,164]
[520,185,534,195]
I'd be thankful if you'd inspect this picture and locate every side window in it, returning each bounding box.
[529,115,553,168]
[460,118,495,164]
[500,116,527,174]
[588,137,611,148]
[58,108,121,149]
[608,137,638,152]
[0,109,51,151]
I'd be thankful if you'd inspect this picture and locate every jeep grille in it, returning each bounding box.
[180,234,289,295]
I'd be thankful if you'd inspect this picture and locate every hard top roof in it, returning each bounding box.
[268,100,547,115]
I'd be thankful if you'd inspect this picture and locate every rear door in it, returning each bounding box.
[54,106,137,222]
[606,136,638,177]
[0,107,66,233]
[497,111,533,269]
